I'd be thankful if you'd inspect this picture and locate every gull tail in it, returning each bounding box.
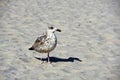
[29,47,34,50]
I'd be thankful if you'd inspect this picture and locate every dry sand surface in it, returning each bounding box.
[0,0,120,80]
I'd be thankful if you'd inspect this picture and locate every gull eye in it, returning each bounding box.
[49,27,54,29]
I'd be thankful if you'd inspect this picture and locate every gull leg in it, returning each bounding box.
[41,54,46,64]
[47,52,51,63]
[41,57,45,64]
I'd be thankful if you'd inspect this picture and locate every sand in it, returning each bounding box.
[0,0,120,80]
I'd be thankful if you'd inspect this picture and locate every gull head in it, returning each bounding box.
[48,27,61,33]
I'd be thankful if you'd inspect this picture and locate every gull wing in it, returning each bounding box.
[35,34,47,45]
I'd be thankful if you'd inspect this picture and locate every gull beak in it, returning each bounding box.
[56,29,61,32]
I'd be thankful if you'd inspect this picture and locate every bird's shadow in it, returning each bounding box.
[34,56,82,63]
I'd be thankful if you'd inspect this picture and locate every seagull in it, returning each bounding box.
[29,27,61,63]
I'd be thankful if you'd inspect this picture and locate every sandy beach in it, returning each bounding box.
[0,0,120,80]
